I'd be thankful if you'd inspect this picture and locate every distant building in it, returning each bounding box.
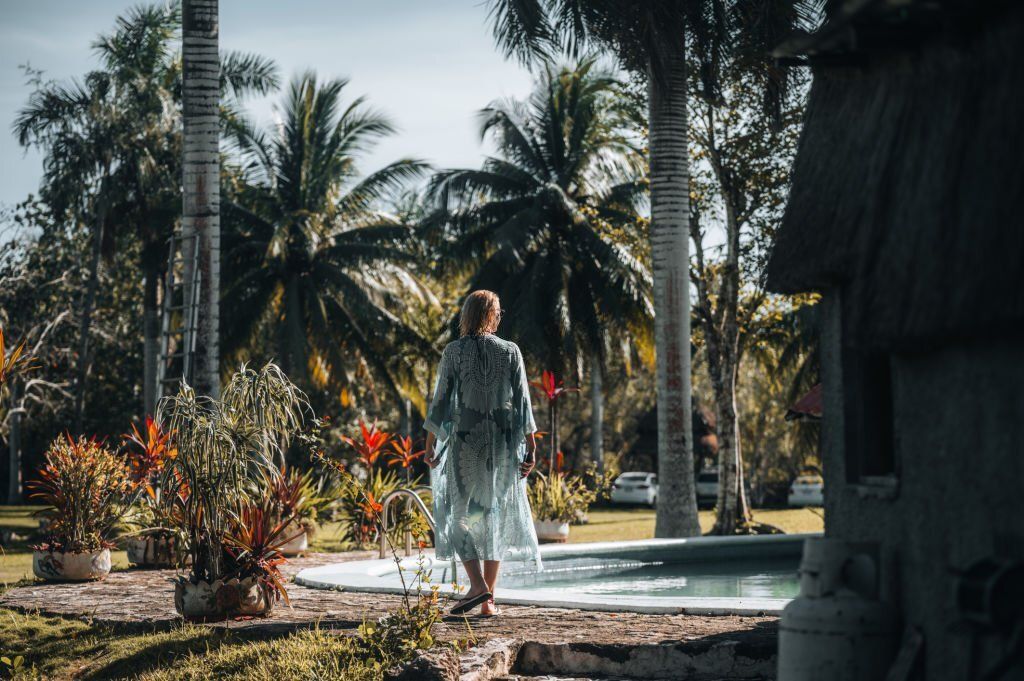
[768,1,1024,679]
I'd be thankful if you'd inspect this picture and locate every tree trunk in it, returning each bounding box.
[143,269,160,416]
[182,0,221,398]
[649,41,701,538]
[6,383,22,504]
[590,355,604,475]
[73,204,106,434]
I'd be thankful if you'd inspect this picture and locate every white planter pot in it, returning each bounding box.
[127,535,175,567]
[534,519,570,543]
[33,549,111,581]
[278,523,309,557]
[174,576,274,621]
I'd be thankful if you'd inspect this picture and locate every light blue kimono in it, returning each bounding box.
[425,334,541,567]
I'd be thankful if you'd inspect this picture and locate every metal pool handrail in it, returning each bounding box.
[378,486,459,586]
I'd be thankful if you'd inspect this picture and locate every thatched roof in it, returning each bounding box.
[786,383,822,422]
[766,1,1024,349]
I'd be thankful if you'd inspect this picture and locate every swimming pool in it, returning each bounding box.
[296,534,815,615]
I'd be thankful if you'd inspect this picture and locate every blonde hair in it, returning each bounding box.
[459,290,501,337]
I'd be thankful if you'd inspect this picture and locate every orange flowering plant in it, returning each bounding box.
[387,435,425,484]
[27,434,139,554]
[121,416,184,558]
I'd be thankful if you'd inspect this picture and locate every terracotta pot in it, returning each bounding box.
[278,522,309,557]
[127,534,175,568]
[32,548,111,581]
[174,576,274,621]
[534,519,570,543]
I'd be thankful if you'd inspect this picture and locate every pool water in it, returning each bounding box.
[501,557,800,599]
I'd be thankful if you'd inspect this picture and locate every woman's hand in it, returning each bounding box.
[424,432,440,468]
[520,432,537,478]
[519,452,535,478]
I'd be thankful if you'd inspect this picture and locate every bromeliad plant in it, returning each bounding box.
[263,465,337,536]
[159,362,311,613]
[28,434,139,554]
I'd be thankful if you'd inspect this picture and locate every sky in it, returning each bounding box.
[0,0,537,210]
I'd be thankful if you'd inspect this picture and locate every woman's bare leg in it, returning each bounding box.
[483,560,500,593]
[481,560,501,615]
[461,559,487,599]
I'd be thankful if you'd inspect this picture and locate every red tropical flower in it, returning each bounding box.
[530,370,579,403]
[339,420,391,469]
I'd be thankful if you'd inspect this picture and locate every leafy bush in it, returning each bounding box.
[527,472,596,523]
[27,434,139,553]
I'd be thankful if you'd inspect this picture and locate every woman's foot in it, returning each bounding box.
[480,598,501,617]
[449,588,492,615]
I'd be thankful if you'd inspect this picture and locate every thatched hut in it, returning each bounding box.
[768,1,1024,678]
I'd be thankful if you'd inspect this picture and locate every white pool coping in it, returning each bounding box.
[296,533,819,616]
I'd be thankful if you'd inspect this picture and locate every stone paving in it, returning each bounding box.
[0,551,779,647]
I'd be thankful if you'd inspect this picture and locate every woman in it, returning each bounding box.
[424,290,540,617]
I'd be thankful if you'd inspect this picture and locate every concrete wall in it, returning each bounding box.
[820,289,1024,679]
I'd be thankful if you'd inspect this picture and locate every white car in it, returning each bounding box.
[610,472,658,506]
[788,475,824,507]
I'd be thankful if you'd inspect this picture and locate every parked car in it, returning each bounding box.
[695,470,719,508]
[694,469,754,508]
[788,474,824,507]
[610,472,658,507]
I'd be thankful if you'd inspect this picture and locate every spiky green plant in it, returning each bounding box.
[158,362,311,584]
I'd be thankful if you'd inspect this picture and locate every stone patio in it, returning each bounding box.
[2,550,779,663]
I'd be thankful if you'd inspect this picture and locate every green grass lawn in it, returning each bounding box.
[567,506,824,543]
[0,610,388,680]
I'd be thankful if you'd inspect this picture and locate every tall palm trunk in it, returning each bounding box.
[6,381,22,504]
[72,195,107,434]
[143,267,160,415]
[650,38,701,538]
[590,354,604,475]
[182,0,221,397]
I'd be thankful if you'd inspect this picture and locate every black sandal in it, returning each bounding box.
[449,591,492,616]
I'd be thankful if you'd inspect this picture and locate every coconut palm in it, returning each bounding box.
[485,0,817,537]
[426,61,653,472]
[221,73,434,409]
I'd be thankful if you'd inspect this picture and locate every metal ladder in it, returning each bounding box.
[155,232,202,404]
[378,486,459,586]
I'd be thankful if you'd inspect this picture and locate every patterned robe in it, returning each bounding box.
[424,334,541,566]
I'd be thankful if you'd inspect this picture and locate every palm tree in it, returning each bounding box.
[486,0,815,537]
[221,73,433,408]
[182,0,222,397]
[15,2,278,414]
[426,61,653,472]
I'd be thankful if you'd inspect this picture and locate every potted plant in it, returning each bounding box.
[264,466,336,556]
[28,434,137,581]
[527,472,596,543]
[160,363,311,621]
[123,416,182,567]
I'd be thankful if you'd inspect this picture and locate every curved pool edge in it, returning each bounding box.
[295,533,820,616]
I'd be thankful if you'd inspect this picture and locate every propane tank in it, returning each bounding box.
[778,537,900,680]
